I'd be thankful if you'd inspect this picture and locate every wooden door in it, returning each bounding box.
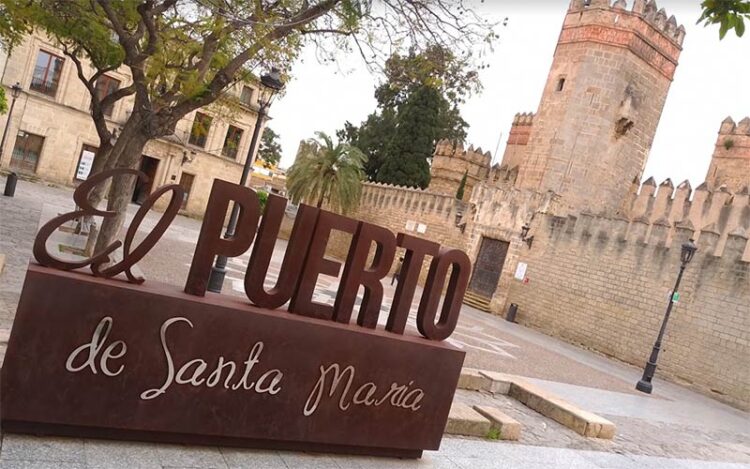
[10,132,44,173]
[178,173,195,210]
[468,237,509,298]
[132,156,160,204]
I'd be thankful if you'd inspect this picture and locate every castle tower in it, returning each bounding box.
[429,140,492,201]
[515,0,685,213]
[705,116,750,192]
[500,112,535,171]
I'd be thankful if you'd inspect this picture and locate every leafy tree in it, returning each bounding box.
[337,107,397,181]
[377,85,441,188]
[286,132,366,213]
[699,0,750,38]
[339,45,478,183]
[0,0,494,253]
[256,189,269,212]
[258,127,282,168]
[374,44,479,141]
[0,87,7,115]
[456,170,467,200]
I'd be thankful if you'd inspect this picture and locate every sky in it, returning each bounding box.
[269,1,750,187]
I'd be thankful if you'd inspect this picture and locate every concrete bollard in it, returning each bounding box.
[3,172,18,197]
[506,303,518,323]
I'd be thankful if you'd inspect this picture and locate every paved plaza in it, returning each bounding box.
[0,177,748,469]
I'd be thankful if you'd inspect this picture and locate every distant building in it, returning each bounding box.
[0,32,267,216]
[250,161,287,196]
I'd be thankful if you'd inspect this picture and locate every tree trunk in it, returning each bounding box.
[316,191,325,208]
[92,129,150,255]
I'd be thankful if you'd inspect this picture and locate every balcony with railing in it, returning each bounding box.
[30,64,61,97]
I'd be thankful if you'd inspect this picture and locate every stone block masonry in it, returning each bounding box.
[326,182,471,285]
[506,210,750,410]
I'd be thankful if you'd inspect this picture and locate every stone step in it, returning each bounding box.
[473,405,521,441]
[457,368,492,392]
[478,370,513,395]
[463,291,491,312]
[465,369,616,439]
[444,402,492,437]
[507,379,616,439]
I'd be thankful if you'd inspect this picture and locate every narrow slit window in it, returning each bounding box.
[556,77,566,92]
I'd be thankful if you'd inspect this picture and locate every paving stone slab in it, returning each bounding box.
[444,403,492,437]
[472,405,522,441]
[0,434,85,463]
[0,460,86,469]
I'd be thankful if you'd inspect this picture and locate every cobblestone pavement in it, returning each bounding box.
[0,177,748,468]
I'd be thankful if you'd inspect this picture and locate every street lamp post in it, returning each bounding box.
[635,238,697,394]
[0,82,23,160]
[206,68,284,293]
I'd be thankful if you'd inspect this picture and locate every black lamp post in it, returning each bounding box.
[635,238,697,394]
[207,68,284,293]
[0,82,23,160]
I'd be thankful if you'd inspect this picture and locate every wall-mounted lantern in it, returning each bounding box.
[520,223,534,248]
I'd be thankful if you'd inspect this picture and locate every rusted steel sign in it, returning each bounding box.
[1,169,470,458]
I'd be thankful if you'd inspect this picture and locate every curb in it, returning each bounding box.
[455,368,616,440]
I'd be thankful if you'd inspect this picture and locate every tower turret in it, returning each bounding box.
[516,0,684,213]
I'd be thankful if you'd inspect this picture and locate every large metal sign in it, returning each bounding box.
[1,169,471,458]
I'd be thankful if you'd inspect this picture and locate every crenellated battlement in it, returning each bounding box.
[563,1,684,83]
[470,182,560,229]
[624,176,750,257]
[718,116,750,138]
[430,139,493,200]
[567,1,685,46]
[534,208,750,263]
[433,139,493,167]
[511,112,535,127]
[507,112,534,146]
[360,181,470,225]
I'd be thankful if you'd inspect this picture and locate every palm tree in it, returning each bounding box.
[286,132,367,214]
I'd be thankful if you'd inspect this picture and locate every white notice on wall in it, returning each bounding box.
[405,220,416,231]
[514,262,528,281]
[416,223,427,234]
[76,150,96,180]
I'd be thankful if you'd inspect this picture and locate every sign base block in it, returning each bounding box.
[1,265,464,458]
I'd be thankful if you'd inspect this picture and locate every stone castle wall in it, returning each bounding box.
[464,183,559,311]
[706,117,750,193]
[326,181,471,284]
[505,207,749,410]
